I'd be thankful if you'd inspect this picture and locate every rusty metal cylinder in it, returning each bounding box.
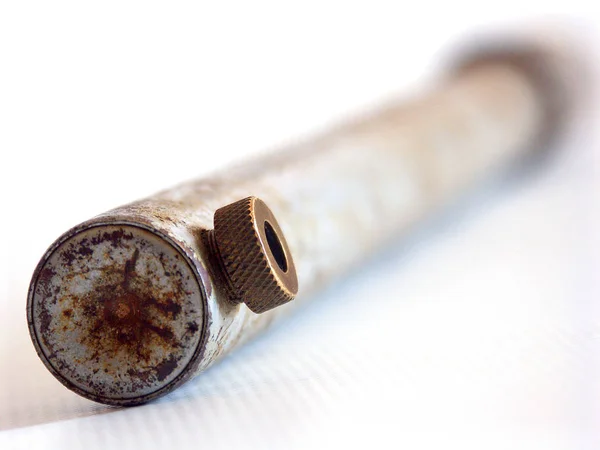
[27,43,566,405]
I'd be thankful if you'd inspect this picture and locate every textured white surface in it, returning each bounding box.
[0,2,598,449]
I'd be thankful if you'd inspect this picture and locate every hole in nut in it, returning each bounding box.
[264,220,288,272]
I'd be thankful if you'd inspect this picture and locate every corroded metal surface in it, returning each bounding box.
[29,224,204,404]
[28,45,567,406]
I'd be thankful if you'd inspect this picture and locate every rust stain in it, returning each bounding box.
[73,248,184,365]
[155,355,179,382]
[31,224,204,403]
[186,321,199,333]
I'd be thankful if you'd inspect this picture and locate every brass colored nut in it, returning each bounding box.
[213,197,298,314]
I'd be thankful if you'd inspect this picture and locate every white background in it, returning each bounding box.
[0,2,598,449]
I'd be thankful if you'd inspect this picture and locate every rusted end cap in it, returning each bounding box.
[27,224,204,405]
[213,197,298,314]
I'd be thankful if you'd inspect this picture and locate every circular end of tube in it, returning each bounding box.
[27,224,205,405]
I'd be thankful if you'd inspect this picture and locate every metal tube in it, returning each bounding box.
[27,43,567,405]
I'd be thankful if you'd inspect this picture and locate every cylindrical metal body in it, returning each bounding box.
[28,48,562,405]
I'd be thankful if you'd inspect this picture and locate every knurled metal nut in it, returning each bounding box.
[213,196,298,314]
